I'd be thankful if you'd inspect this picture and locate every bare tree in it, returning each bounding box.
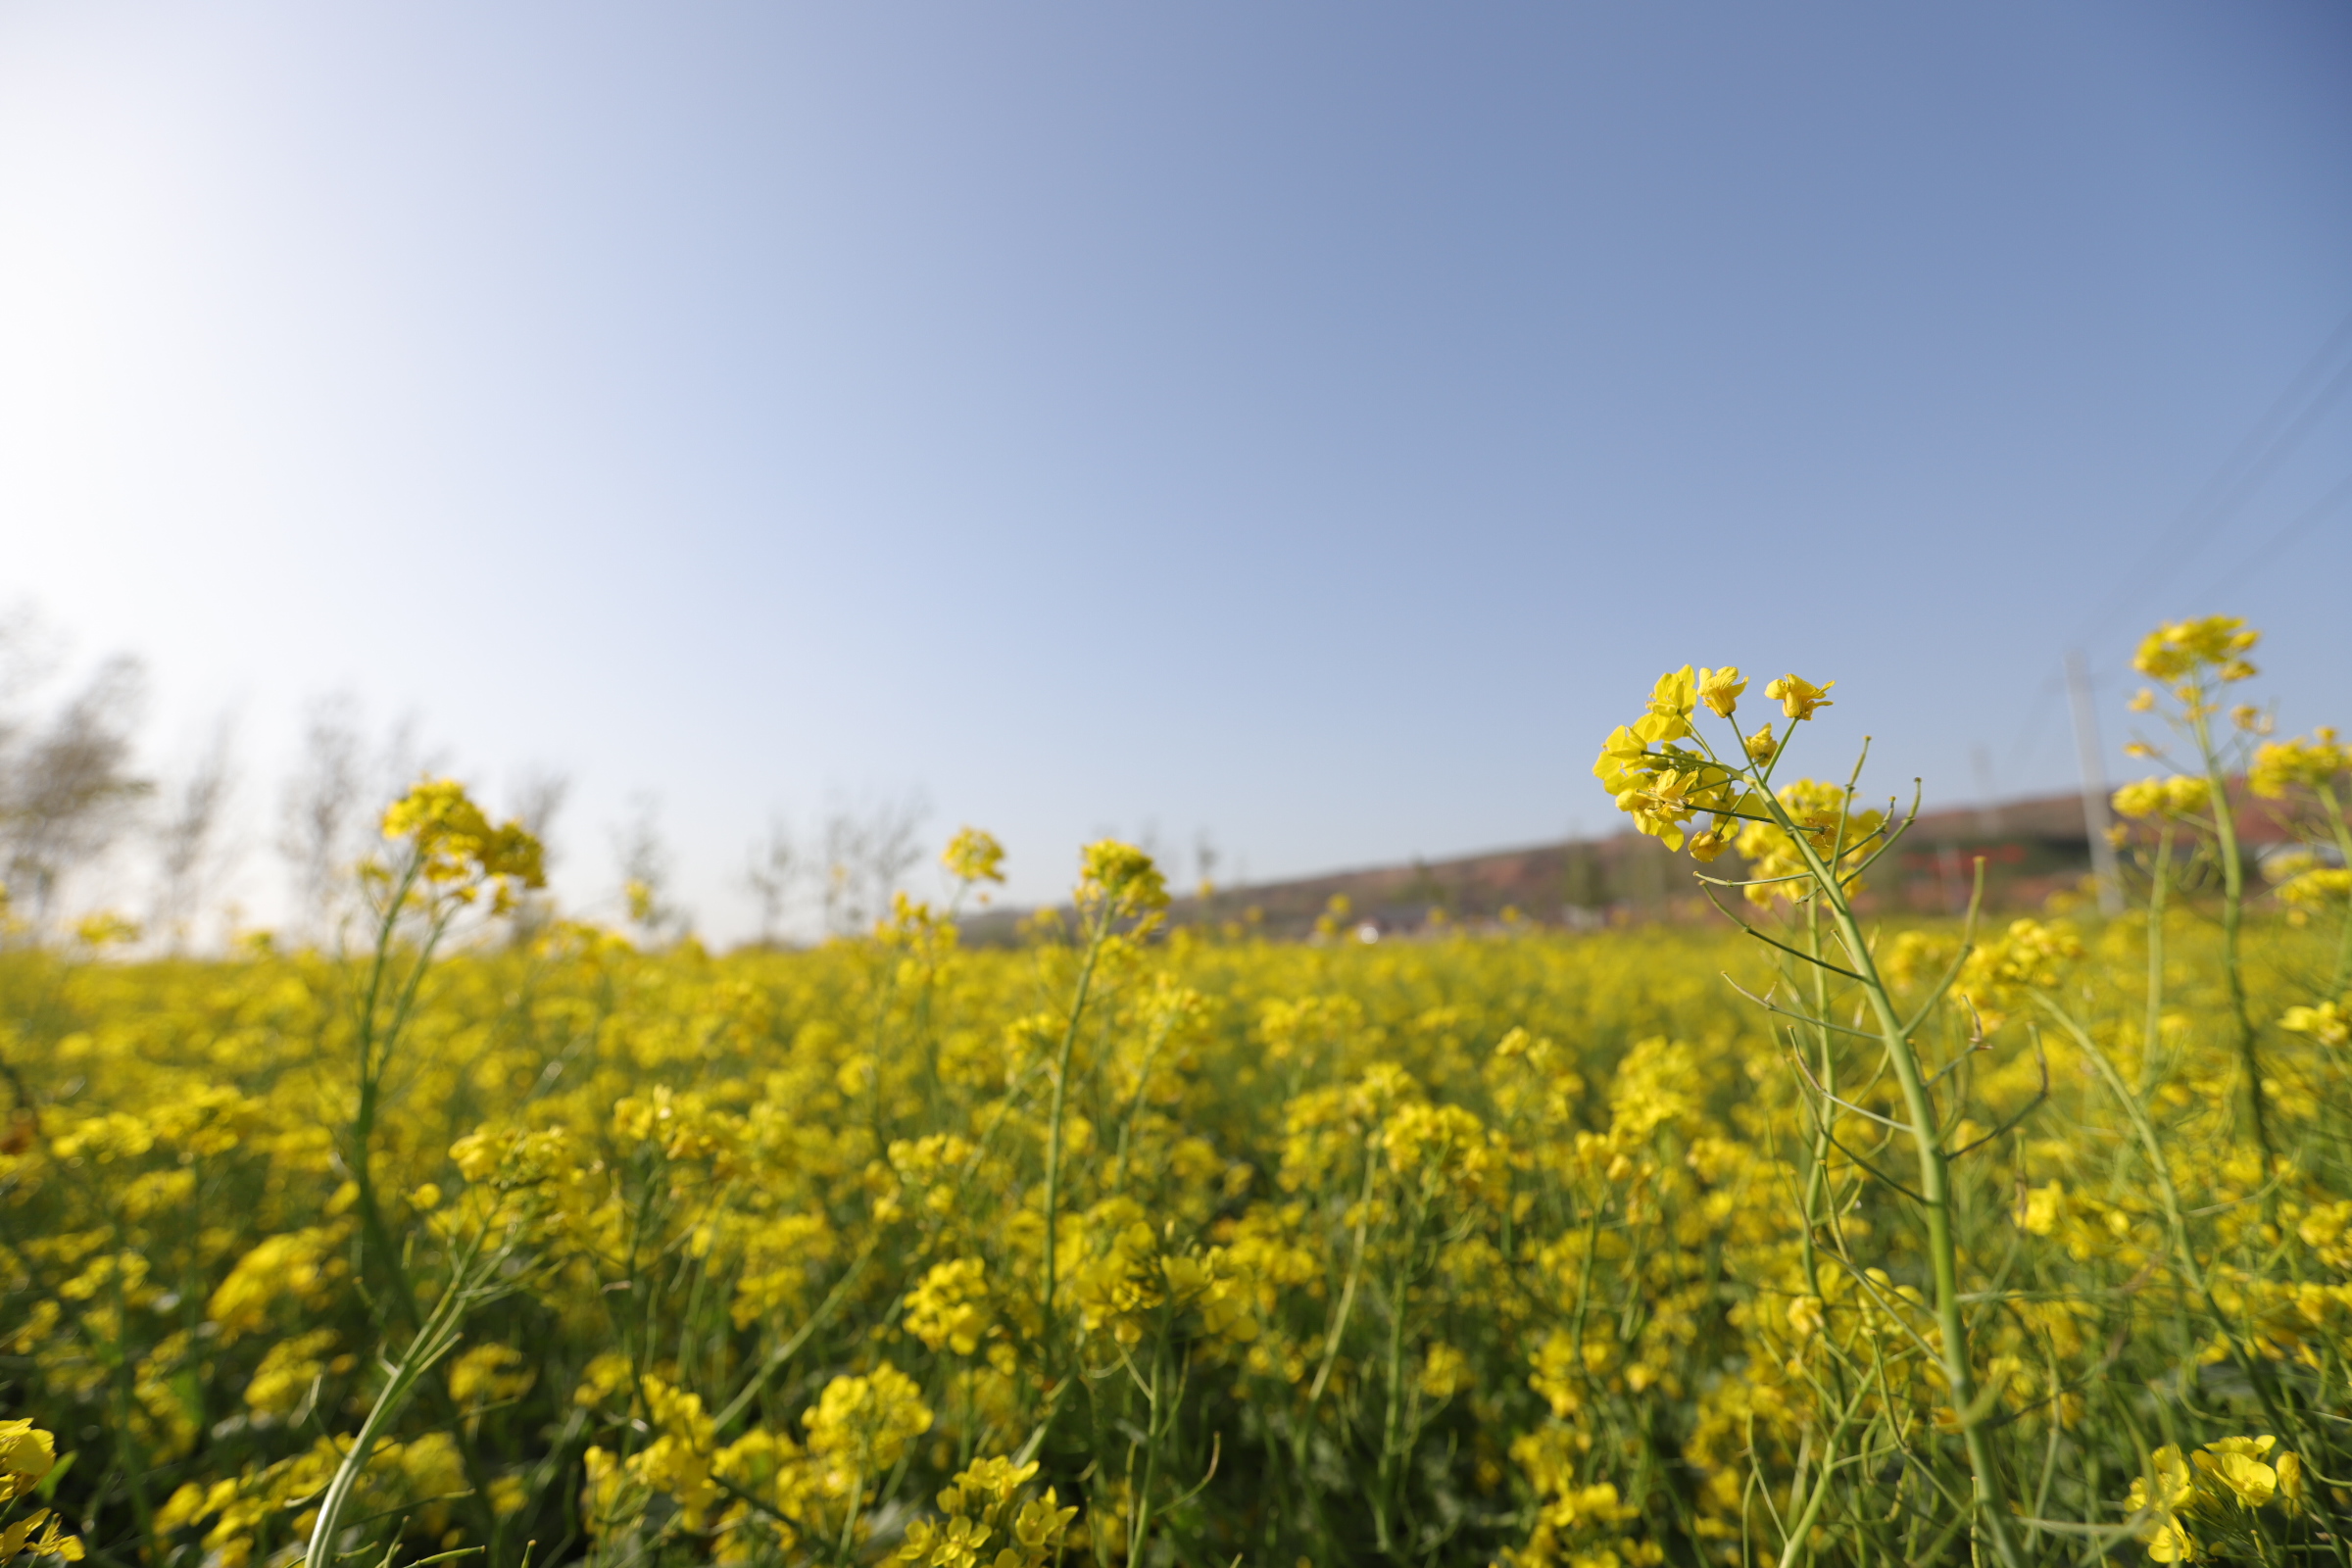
[819,792,928,937]
[278,696,368,947]
[613,794,686,946]
[151,717,239,953]
[0,610,48,767]
[511,769,571,869]
[375,713,427,814]
[0,653,152,928]
[276,698,447,948]
[743,815,800,948]
[494,767,570,942]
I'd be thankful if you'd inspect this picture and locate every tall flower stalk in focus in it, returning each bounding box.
[350,781,546,1324]
[1594,664,2030,1568]
[335,781,546,1559]
[2247,727,2352,994]
[2121,616,2277,1177]
[1038,842,1169,1392]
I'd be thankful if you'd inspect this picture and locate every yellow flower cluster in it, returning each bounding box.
[2250,728,2349,798]
[1076,838,1170,915]
[2127,1437,2306,1562]
[942,828,1008,889]
[895,1457,1074,1568]
[17,629,2352,1568]
[1592,666,1766,857]
[904,1257,994,1356]
[1592,663,1850,875]
[804,1364,935,1492]
[1732,779,1884,906]
[1956,916,2082,1027]
[378,778,546,912]
[16,888,2352,1566]
[2134,614,2261,688]
[2113,774,2213,820]
[2269,855,2352,909]
[0,1423,79,1565]
[2279,999,2348,1047]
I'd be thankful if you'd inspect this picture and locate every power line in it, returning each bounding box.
[1998,673,2069,784]
[1989,304,2352,789]
[2199,466,2352,607]
[2080,303,2352,648]
[2008,472,2352,818]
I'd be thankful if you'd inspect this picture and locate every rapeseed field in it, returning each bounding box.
[7,616,2352,1567]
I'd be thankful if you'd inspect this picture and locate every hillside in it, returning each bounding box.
[961,786,2141,942]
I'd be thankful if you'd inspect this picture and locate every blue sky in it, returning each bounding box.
[3,3,2349,934]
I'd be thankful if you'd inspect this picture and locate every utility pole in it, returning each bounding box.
[1971,744,2002,839]
[2065,649,2125,917]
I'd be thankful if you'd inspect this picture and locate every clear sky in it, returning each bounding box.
[3,3,2349,936]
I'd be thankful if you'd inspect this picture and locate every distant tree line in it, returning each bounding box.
[0,611,929,952]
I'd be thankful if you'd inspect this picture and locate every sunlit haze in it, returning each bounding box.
[4,3,2349,938]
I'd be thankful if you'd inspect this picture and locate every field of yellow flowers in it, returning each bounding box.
[8,616,2352,1568]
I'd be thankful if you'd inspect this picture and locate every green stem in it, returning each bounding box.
[2141,825,2173,1099]
[2039,1000,2352,1566]
[1305,1154,1380,1411]
[1126,1337,1167,1566]
[1795,899,1834,1308]
[832,1469,863,1567]
[104,1255,156,1562]
[713,1246,874,1433]
[1110,1009,1179,1196]
[304,1237,484,1567]
[2316,781,2352,997]
[348,854,439,1332]
[1775,1402,1860,1568]
[1040,905,1114,1389]
[1763,784,2027,1568]
[1374,1186,1424,1554]
[2194,703,2277,1180]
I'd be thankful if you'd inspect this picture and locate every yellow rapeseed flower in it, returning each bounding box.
[2249,729,2348,798]
[0,1425,55,1504]
[2193,1436,2279,1508]
[382,778,547,902]
[2127,1445,2198,1561]
[905,1259,993,1356]
[942,827,1007,886]
[2111,775,2210,820]
[1077,840,1169,915]
[2132,615,2260,684]
[1642,665,1697,732]
[804,1366,934,1490]
[1763,673,1835,721]
[1694,665,1745,719]
[2279,1001,2349,1047]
